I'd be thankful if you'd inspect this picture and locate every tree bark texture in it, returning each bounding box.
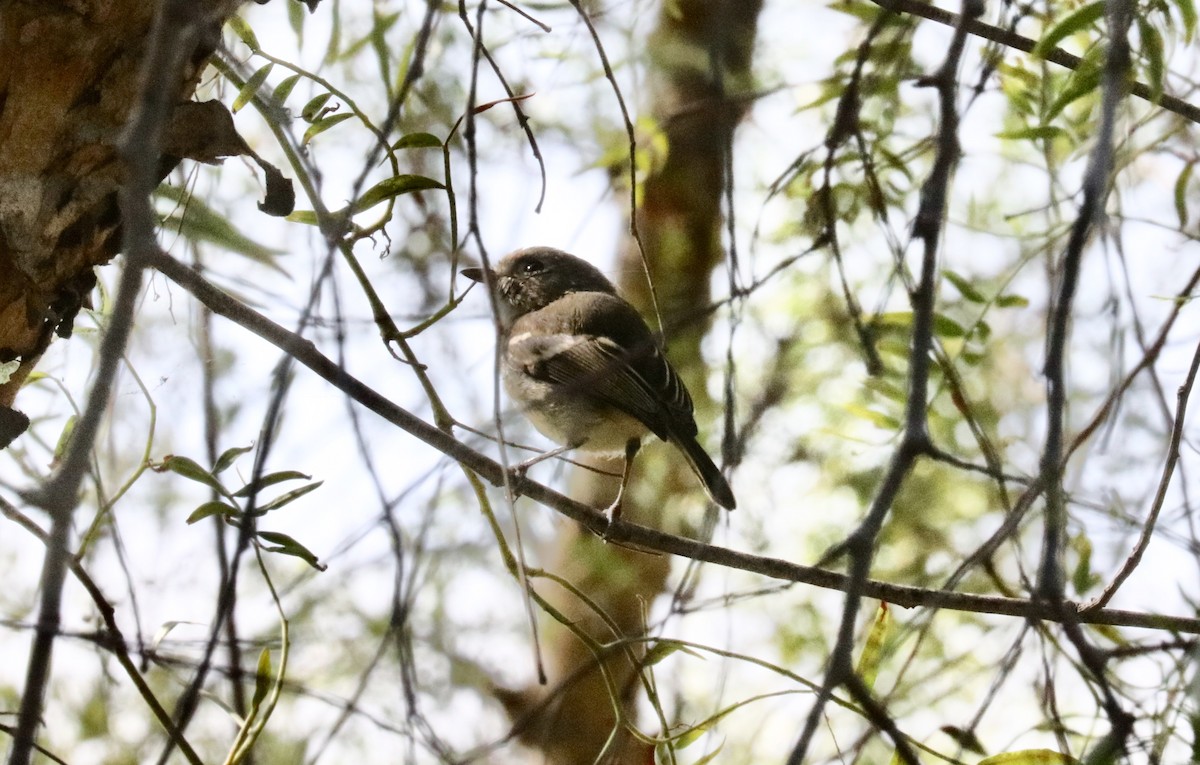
[501,2,763,762]
[0,0,229,437]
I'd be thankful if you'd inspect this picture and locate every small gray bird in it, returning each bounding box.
[463,247,736,521]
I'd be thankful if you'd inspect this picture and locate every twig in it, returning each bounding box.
[142,248,1200,632]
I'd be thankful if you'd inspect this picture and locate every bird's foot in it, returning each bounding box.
[600,500,623,541]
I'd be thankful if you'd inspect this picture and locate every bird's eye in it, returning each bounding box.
[520,259,544,275]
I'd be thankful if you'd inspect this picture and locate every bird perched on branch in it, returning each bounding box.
[463,247,736,523]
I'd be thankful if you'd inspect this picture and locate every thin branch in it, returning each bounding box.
[142,248,1200,634]
[10,3,205,763]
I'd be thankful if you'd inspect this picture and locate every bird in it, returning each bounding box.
[462,246,736,523]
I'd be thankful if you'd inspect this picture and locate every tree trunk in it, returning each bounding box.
[0,0,229,442]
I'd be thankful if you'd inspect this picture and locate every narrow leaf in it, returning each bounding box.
[301,93,333,122]
[273,73,302,105]
[944,271,986,303]
[227,15,260,53]
[353,175,445,213]
[252,648,272,707]
[214,444,254,475]
[1136,17,1164,101]
[1176,0,1198,41]
[256,481,324,514]
[303,112,353,145]
[1176,161,1194,229]
[233,470,313,498]
[393,132,443,150]
[855,602,891,691]
[155,455,226,495]
[978,750,1081,764]
[257,531,327,571]
[186,501,240,525]
[1032,1,1105,58]
[233,63,273,113]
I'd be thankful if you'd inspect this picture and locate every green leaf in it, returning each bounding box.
[303,112,353,145]
[996,294,1030,308]
[1032,1,1105,58]
[252,648,272,707]
[352,175,445,214]
[286,210,321,226]
[978,750,1081,765]
[643,639,695,667]
[256,481,324,514]
[53,415,77,464]
[300,93,333,122]
[257,531,327,571]
[1175,0,1198,41]
[233,470,313,498]
[214,445,254,475]
[227,15,260,53]
[855,602,891,691]
[994,125,1067,142]
[1176,161,1194,229]
[1136,17,1164,101]
[155,455,227,495]
[944,271,986,303]
[1045,64,1102,123]
[233,63,273,113]
[186,501,240,524]
[940,726,987,755]
[272,73,302,105]
[392,132,443,150]
[933,313,967,338]
[156,186,285,267]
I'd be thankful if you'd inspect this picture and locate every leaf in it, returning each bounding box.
[994,125,1066,142]
[303,112,353,145]
[227,15,260,53]
[1136,17,1164,101]
[252,648,272,707]
[53,415,77,465]
[393,131,443,150]
[978,750,1081,765]
[1045,63,1102,123]
[1031,1,1105,58]
[643,639,701,667]
[940,726,987,755]
[944,271,986,303]
[154,455,227,496]
[996,294,1030,308]
[287,210,321,226]
[1175,161,1194,229]
[352,175,445,214]
[214,444,254,475]
[233,63,273,113]
[272,73,302,105]
[472,92,535,114]
[186,501,241,524]
[156,186,285,267]
[1174,0,1198,41]
[256,481,324,514]
[257,531,327,571]
[933,313,967,338]
[300,93,333,122]
[233,470,313,498]
[855,602,890,691]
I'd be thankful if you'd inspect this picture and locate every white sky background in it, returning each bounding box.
[4,0,1200,762]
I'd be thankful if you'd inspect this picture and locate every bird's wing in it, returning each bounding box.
[509,293,696,441]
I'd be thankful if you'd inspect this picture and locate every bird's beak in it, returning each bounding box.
[461,266,491,283]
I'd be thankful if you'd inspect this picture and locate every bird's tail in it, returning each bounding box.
[675,434,737,510]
